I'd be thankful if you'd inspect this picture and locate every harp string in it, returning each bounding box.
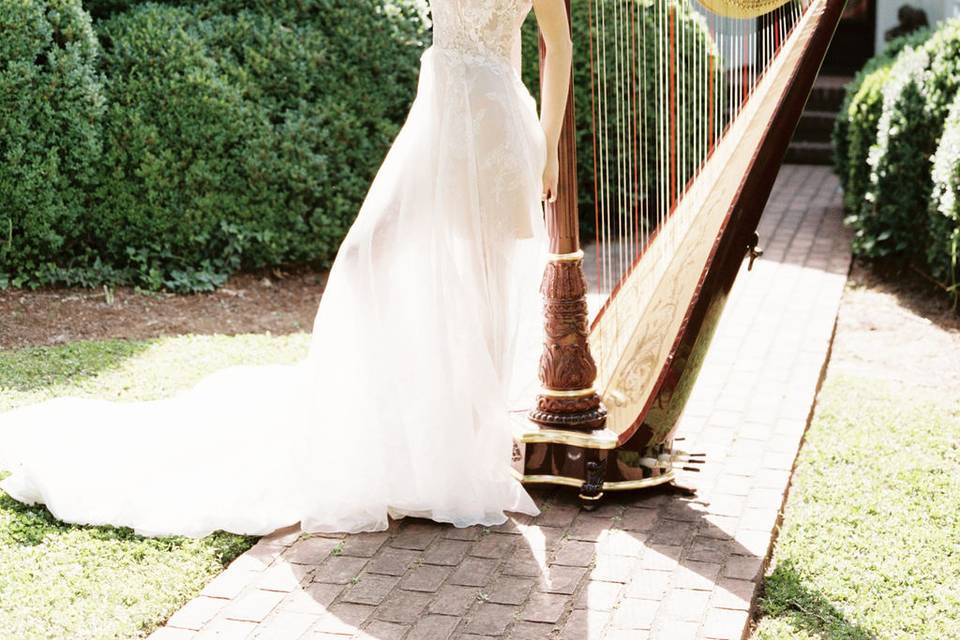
[587,0,812,372]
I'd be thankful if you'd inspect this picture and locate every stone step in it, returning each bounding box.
[785,141,833,165]
[805,75,851,112]
[794,109,838,144]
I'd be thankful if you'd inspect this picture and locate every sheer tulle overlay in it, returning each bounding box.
[0,0,549,537]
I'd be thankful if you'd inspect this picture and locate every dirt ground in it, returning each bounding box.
[0,270,327,350]
[830,260,960,391]
[2,260,959,395]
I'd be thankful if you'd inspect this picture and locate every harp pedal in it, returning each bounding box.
[578,460,607,510]
[747,231,764,271]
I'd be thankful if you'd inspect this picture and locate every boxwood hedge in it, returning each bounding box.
[833,27,930,217]
[835,18,960,303]
[863,21,960,259]
[88,1,427,291]
[929,90,960,301]
[2,0,427,292]
[0,0,106,289]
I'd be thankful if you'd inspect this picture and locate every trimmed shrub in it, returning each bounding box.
[832,27,931,197]
[10,0,716,289]
[929,90,960,302]
[858,46,930,257]
[90,0,428,291]
[0,0,426,292]
[0,0,106,289]
[839,66,893,216]
[856,20,960,258]
[521,0,718,240]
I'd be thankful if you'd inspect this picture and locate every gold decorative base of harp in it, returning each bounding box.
[511,413,701,509]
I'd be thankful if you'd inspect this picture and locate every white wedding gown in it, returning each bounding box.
[0,0,549,538]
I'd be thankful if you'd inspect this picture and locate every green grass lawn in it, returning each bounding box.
[0,334,309,639]
[752,374,960,640]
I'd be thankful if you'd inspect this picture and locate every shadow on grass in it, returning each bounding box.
[0,471,256,639]
[0,339,151,393]
[756,559,878,640]
[0,473,255,559]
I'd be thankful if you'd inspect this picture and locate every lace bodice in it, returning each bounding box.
[430,0,533,64]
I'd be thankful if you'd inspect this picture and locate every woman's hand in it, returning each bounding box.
[542,149,559,203]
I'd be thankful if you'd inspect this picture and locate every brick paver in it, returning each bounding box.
[151,165,850,640]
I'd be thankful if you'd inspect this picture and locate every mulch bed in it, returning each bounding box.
[0,270,327,351]
[3,259,959,394]
[831,259,960,390]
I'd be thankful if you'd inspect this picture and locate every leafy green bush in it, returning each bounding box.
[832,27,931,198]
[91,0,428,291]
[8,0,714,289]
[858,46,930,257]
[521,0,718,241]
[2,0,427,292]
[929,91,960,303]
[854,20,960,259]
[838,66,892,216]
[0,0,106,289]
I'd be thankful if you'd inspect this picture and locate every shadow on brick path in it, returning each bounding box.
[162,484,771,640]
[754,559,877,640]
[151,165,853,640]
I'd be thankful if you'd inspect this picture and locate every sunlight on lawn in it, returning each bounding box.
[0,333,309,639]
[752,374,960,640]
[0,333,310,410]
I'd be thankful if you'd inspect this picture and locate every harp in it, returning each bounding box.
[512,0,844,506]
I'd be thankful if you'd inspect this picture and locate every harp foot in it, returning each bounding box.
[578,459,607,509]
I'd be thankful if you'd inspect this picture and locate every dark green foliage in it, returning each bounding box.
[862,21,960,259]
[832,26,931,197]
[838,66,892,216]
[82,0,144,19]
[834,18,960,305]
[7,0,715,289]
[87,0,427,292]
[0,0,106,289]
[858,46,930,257]
[929,91,960,304]
[521,0,717,241]
[3,0,426,292]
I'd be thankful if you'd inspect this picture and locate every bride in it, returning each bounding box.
[0,0,573,538]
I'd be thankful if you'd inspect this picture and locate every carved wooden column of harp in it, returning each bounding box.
[530,0,607,433]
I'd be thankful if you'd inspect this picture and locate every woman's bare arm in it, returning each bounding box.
[532,0,573,203]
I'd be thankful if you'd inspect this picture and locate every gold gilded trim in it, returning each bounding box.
[513,421,620,449]
[547,249,585,262]
[510,412,619,449]
[539,386,595,398]
[511,469,677,491]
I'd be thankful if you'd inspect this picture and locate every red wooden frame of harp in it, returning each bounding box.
[512,0,845,507]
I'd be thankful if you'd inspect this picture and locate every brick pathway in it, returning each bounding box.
[148,165,850,640]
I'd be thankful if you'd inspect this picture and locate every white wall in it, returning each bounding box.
[876,0,960,53]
